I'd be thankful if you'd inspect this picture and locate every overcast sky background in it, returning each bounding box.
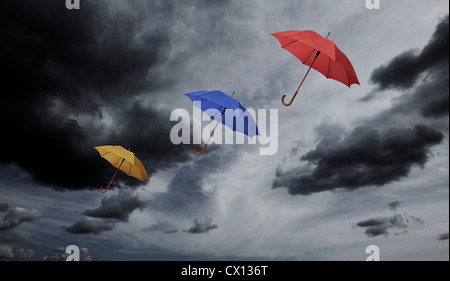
[0,0,448,261]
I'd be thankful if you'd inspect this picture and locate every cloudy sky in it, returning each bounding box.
[0,0,448,261]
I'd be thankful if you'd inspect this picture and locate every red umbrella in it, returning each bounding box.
[271,30,360,106]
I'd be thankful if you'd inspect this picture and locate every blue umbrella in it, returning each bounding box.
[185,90,259,155]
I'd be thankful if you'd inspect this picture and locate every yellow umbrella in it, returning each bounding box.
[94,145,149,193]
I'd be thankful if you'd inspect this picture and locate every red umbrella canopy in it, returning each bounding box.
[272,30,360,88]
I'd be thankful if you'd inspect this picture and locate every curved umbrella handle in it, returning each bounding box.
[194,144,208,156]
[100,184,111,193]
[281,92,298,107]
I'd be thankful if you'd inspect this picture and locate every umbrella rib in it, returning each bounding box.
[114,157,123,167]
[196,96,225,121]
[303,49,316,65]
[281,38,298,48]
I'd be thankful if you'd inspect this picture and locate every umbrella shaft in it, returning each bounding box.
[295,32,330,94]
[194,109,226,155]
[109,162,123,184]
[295,55,318,94]
[100,159,125,193]
[210,110,226,137]
[194,91,236,156]
[283,54,320,107]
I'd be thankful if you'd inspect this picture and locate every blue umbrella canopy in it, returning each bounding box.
[185,90,260,155]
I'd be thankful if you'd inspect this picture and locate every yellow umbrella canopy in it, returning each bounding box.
[94,145,149,193]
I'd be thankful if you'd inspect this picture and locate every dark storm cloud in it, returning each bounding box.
[0,207,42,231]
[65,188,152,235]
[365,16,449,119]
[356,213,423,238]
[366,64,449,126]
[65,217,117,235]
[184,217,218,234]
[370,15,448,90]
[273,124,443,195]
[388,201,404,211]
[43,246,93,261]
[437,233,449,241]
[83,188,153,222]
[0,0,194,190]
[0,203,8,212]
